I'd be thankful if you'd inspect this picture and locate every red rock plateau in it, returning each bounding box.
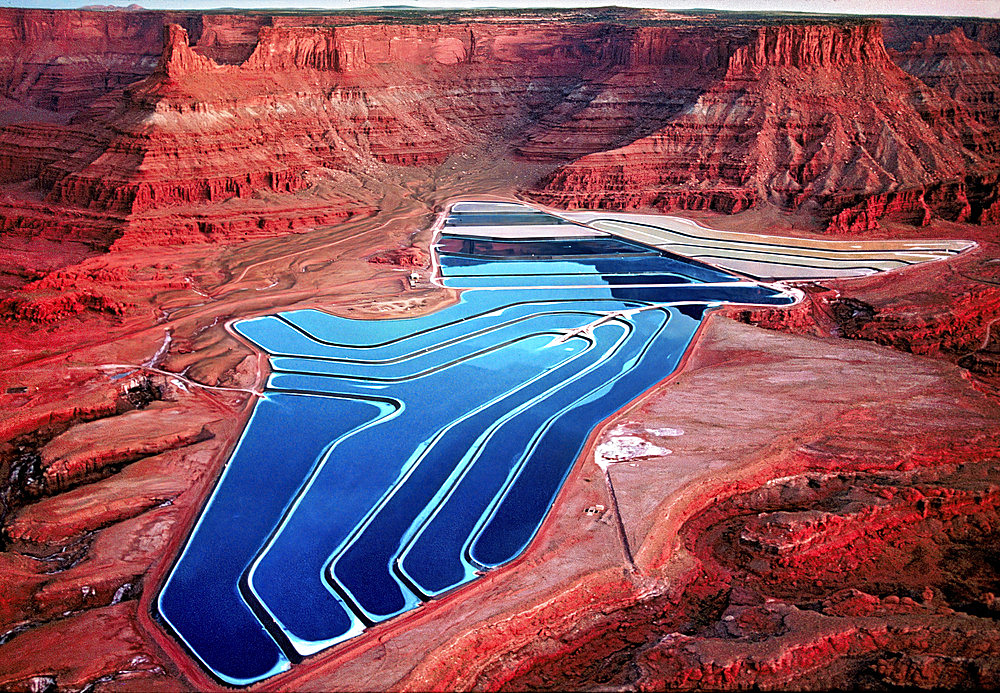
[0,6,999,692]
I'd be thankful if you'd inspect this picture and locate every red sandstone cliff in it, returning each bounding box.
[0,11,998,276]
[882,16,1000,56]
[832,24,1000,231]
[1,15,732,250]
[0,9,185,116]
[897,28,1000,142]
[2,12,998,251]
[531,22,1000,231]
[515,25,741,161]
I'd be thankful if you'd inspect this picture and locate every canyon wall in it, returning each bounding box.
[882,15,1000,55]
[0,9,191,115]
[0,9,998,280]
[0,12,745,253]
[531,21,1000,231]
[2,10,999,252]
[897,28,1000,143]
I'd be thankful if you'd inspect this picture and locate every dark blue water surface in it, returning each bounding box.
[156,210,795,686]
[156,393,392,684]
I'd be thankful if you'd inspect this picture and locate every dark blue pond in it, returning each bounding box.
[443,211,566,226]
[156,206,796,685]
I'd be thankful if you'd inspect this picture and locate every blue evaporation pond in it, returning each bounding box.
[436,235,654,258]
[443,212,566,226]
[441,273,692,289]
[156,210,795,686]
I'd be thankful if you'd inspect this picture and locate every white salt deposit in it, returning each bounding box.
[594,435,671,471]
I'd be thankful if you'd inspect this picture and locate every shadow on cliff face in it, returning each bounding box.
[830,297,878,336]
[513,25,743,163]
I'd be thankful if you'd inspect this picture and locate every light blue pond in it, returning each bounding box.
[156,211,795,686]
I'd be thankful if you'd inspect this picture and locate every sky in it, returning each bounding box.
[2,0,998,18]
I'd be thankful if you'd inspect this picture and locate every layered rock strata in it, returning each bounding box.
[2,11,998,261]
[531,22,1000,232]
[897,28,1000,151]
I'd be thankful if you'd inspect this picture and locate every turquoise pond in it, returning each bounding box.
[155,206,796,685]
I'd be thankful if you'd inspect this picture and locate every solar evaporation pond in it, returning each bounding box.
[155,201,797,685]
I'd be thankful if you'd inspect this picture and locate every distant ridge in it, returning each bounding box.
[79,4,145,10]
